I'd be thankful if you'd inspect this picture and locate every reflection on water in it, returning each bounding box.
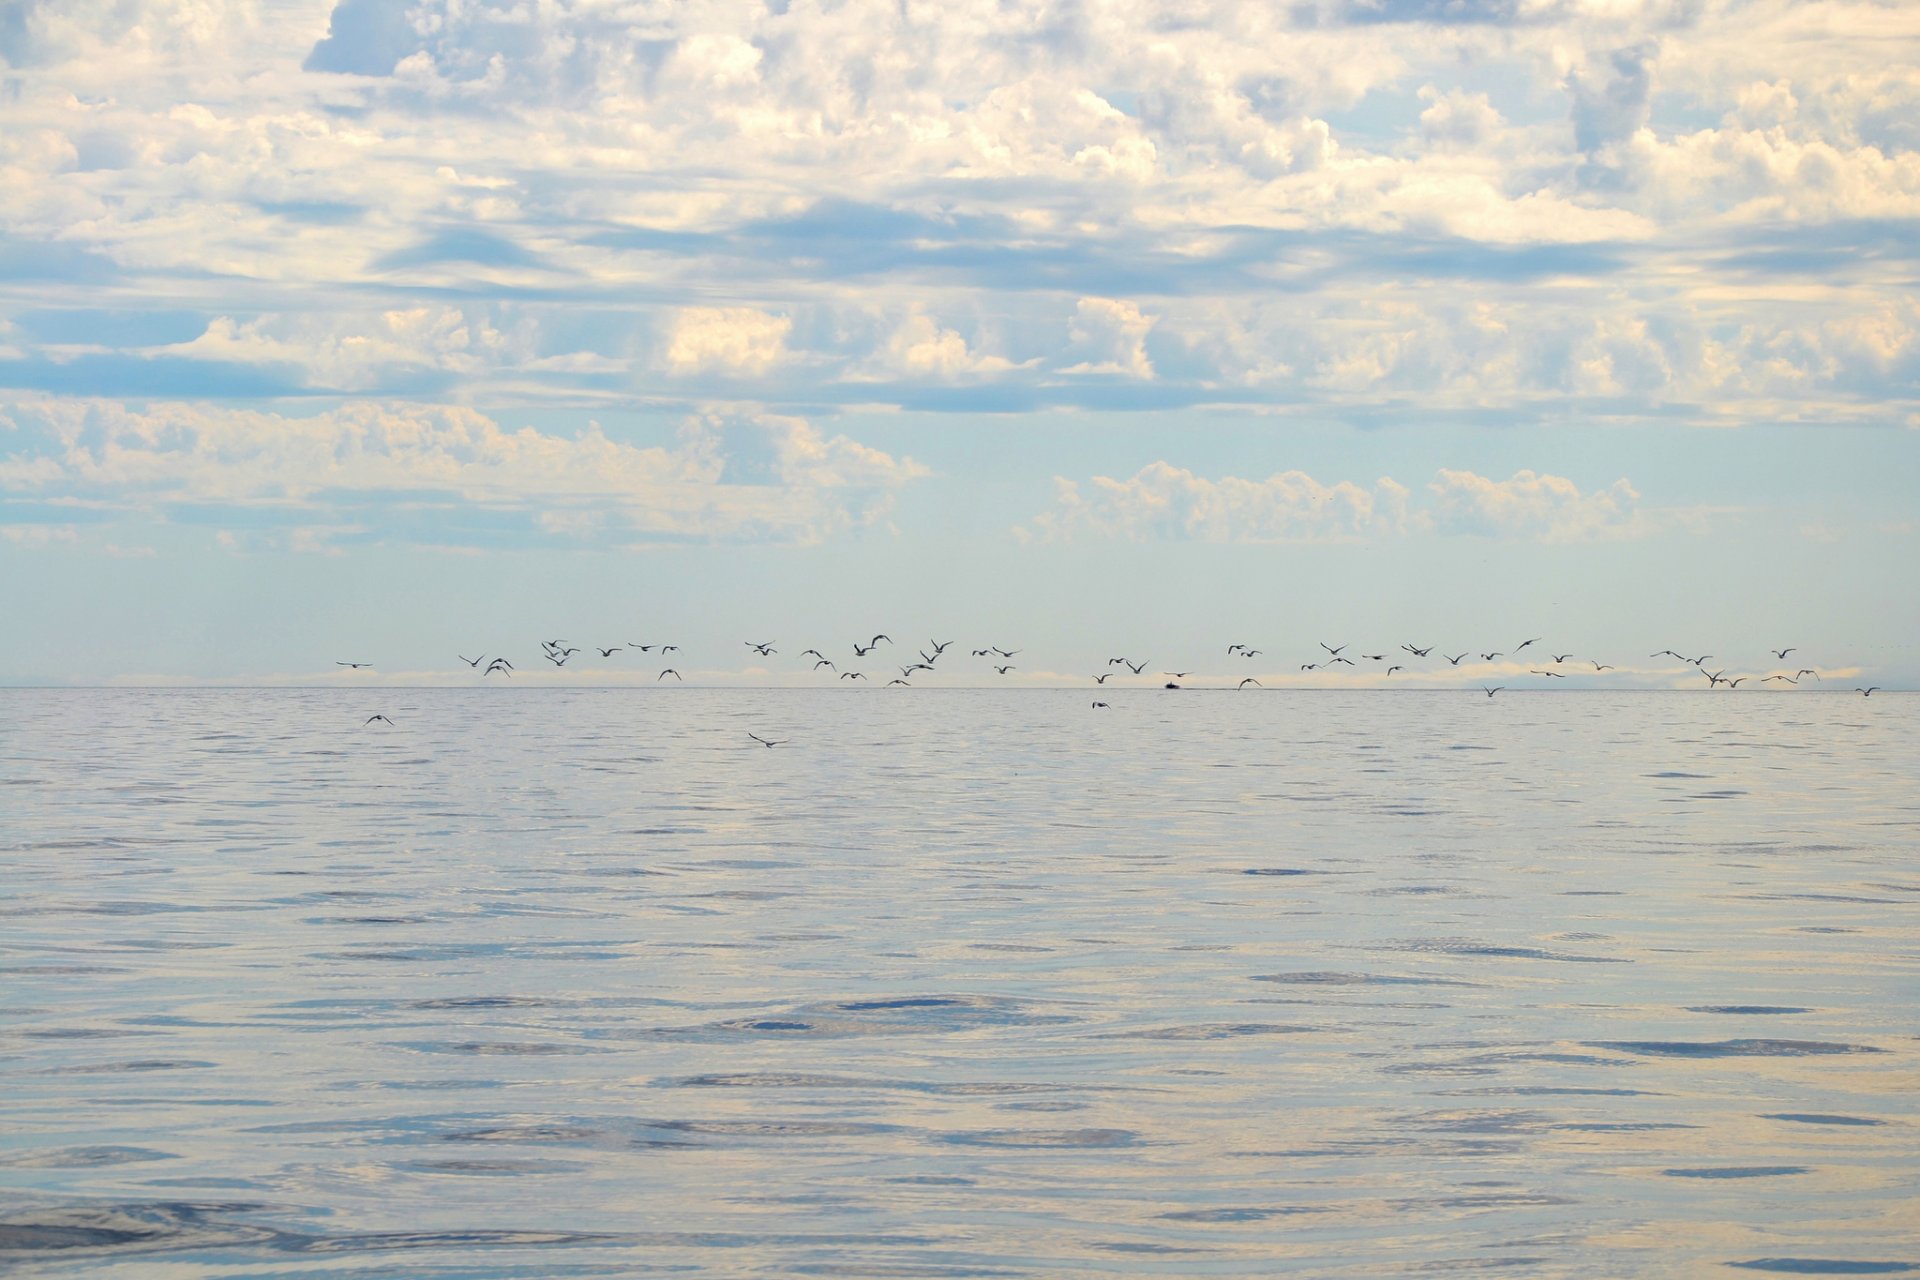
[1,688,1915,1277]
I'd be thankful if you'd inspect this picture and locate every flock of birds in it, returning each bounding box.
[337,636,1883,734]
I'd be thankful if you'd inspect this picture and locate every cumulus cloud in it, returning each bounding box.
[1061,298,1157,379]
[1025,464,1654,543]
[665,308,793,376]
[0,399,924,545]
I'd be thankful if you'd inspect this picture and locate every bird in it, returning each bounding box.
[1403,644,1432,657]
[1856,687,1879,697]
[813,659,836,670]
[1762,675,1798,684]
[484,658,513,676]
[1329,656,1355,666]
[870,634,893,647]
[596,647,621,658]
[1726,677,1747,688]
[1480,652,1503,662]
[1483,687,1503,697]
[658,668,681,681]
[1300,663,1318,671]
[801,649,825,660]
[1592,661,1614,671]
[1093,673,1111,684]
[929,640,953,656]
[1091,700,1109,708]
[747,733,785,747]
[1386,666,1403,675]
[545,652,570,667]
[1320,642,1345,656]
[972,648,993,657]
[1124,659,1149,675]
[630,643,656,652]
[1239,677,1261,688]
[992,648,1019,658]
[1107,657,1131,666]
[888,679,910,686]
[1686,654,1712,667]
[1516,637,1541,651]
[746,642,776,656]
[902,663,933,677]
[1796,669,1820,680]
[1162,671,1190,678]
[994,665,1015,675]
[336,661,372,669]
[1444,653,1467,665]
[1227,644,1245,654]
[853,642,878,657]
[1551,653,1572,664]
[1531,669,1565,678]
[1239,648,1262,658]
[660,645,679,654]
[1772,648,1796,659]
[841,671,866,680]
[1362,653,1387,661]
[458,654,484,667]
[919,648,941,665]
[364,714,393,726]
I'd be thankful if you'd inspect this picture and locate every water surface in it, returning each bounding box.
[2,689,1916,1276]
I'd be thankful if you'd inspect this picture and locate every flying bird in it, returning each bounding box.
[1403,644,1432,657]
[1531,669,1565,678]
[1238,677,1261,689]
[994,665,1015,675]
[1516,638,1541,651]
[1329,656,1355,666]
[1091,700,1109,708]
[1093,673,1111,684]
[1444,653,1467,665]
[458,654,484,667]
[1124,659,1149,674]
[1551,653,1572,664]
[1320,642,1345,656]
[364,714,393,726]
[484,658,513,676]
[1480,652,1503,662]
[841,671,866,680]
[1483,687,1503,698]
[1162,671,1190,678]
[336,662,372,669]
[1300,663,1317,671]
[1239,648,1262,658]
[1386,666,1403,675]
[630,643,655,652]
[801,649,825,660]
[1796,669,1820,680]
[992,648,1020,658]
[1856,687,1879,697]
[1772,648,1796,659]
[596,647,621,658]
[888,679,910,686]
[746,642,776,656]
[1592,661,1614,671]
[813,659,836,670]
[747,733,785,748]
[658,668,681,681]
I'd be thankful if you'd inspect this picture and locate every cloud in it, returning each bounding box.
[0,398,924,546]
[1427,468,1644,540]
[1061,298,1157,378]
[1020,463,1414,542]
[1024,464,1655,543]
[665,308,793,376]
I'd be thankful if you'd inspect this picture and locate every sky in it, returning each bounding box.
[1,0,1916,688]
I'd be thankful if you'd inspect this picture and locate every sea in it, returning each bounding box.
[1,688,1915,1278]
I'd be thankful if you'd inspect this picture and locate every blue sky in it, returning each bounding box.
[1,0,1915,686]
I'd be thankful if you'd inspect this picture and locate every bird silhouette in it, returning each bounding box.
[1480,651,1503,662]
[658,668,681,681]
[747,732,785,747]
[1320,642,1345,656]
[1592,661,1614,671]
[1093,673,1111,684]
[1772,648,1796,659]
[596,647,621,658]
[1124,659,1149,675]
[458,654,483,667]
[1238,677,1260,689]
[1856,687,1879,697]
[1091,700,1109,708]
[746,642,776,656]
[841,671,866,680]
[1483,687,1503,697]
[336,661,372,669]
[364,714,393,725]
[1516,637,1541,651]
[994,665,1015,675]
[1444,653,1467,665]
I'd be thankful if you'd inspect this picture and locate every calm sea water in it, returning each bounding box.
[2,688,1915,1278]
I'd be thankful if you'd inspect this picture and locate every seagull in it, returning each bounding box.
[1239,648,1262,658]
[994,665,1015,675]
[458,654,484,667]
[1651,650,1685,660]
[1320,642,1346,656]
[1239,677,1261,689]
[1362,654,1387,662]
[1162,671,1190,678]
[336,661,373,669]
[1592,661,1614,671]
[1386,666,1403,675]
[888,679,910,686]
[1107,657,1131,666]
[1762,675,1798,684]
[1726,677,1747,688]
[801,649,825,660]
[972,648,993,657]
[869,634,892,647]
[1093,673,1111,684]
[484,658,513,675]
[854,642,878,657]
[1300,663,1318,671]
[1686,654,1712,667]
[660,645,679,654]
[1531,669,1565,678]
[1124,659,1149,675]
[1444,653,1467,665]
[746,642,776,657]
[1480,652,1503,662]
[1329,656,1355,666]
[919,648,940,664]
[658,668,681,681]
[992,648,1019,658]
[364,714,393,725]
[1483,687,1503,698]
[747,733,785,747]
[1551,653,1572,664]
[929,640,953,656]
[630,643,656,652]
[1403,644,1432,657]
[1772,648,1796,659]
[1856,687,1879,697]
[814,659,836,670]
[1091,700,1109,708]
[841,671,866,680]
[596,647,621,658]
[1516,637,1541,652]
[545,652,570,667]
[1796,669,1820,680]
[902,663,933,677]
[1227,644,1245,654]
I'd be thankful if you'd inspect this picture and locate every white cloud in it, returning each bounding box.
[1061,298,1157,379]
[0,399,924,545]
[665,307,793,376]
[1025,464,1659,543]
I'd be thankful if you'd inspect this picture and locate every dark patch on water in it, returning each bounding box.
[1251,971,1474,987]
[1382,938,1627,964]
[1688,1006,1811,1015]
[1764,1114,1885,1126]
[1158,1206,1327,1222]
[1097,1023,1315,1040]
[1729,1262,1919,1275]
[939,1128,1139,1148]
[1663,1166,1808,1178]
[1589,1039,1885,1058]
[0,1147,176,1168]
